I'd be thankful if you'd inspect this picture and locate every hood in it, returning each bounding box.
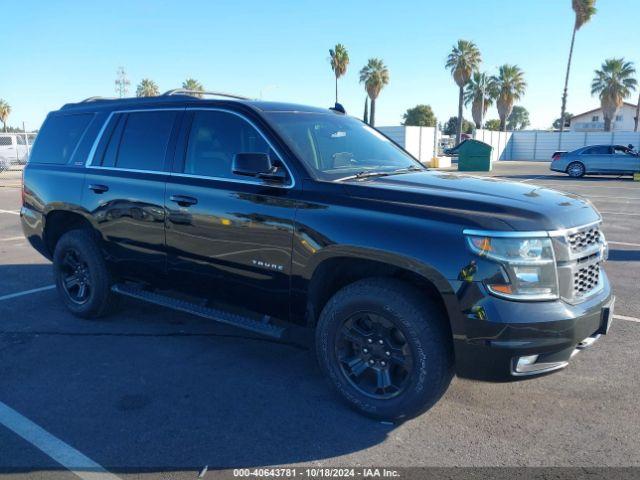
[343,171,600,232]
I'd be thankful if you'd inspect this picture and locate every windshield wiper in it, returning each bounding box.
[336,165,425,182]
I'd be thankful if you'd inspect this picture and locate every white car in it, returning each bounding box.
[0,133,34,165]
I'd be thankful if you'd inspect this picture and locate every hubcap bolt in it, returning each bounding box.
[385,351,391,356]
[363,348,368,353]
[381,361,386,366]
[369,359,375,365]
[378,339,384,345]
[367,339,373,344]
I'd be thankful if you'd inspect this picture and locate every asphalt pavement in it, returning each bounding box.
[0,162,638,477]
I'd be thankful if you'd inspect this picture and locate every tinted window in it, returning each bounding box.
[184,111,275,179]
[583,146,611,155]
[28,114,93,164]
[0,136,11,146]
[115,111,176,171]
[265,112,421,181]
[16,136,26,145]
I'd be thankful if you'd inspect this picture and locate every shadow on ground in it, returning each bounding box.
[0,264,393,473]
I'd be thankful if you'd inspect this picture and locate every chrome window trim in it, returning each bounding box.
[464,219,603,240]
[84,107,296,189]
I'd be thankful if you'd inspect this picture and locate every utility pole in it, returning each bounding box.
[115,67,130,98]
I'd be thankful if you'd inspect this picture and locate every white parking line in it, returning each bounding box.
[608,241,640,248]
[0,236,24,242]
[614,314,640,324]
[587,195,640,201]
[0,285,55,302]
[600,211,640,217]
[0,209,19,215]
[0,400,121,480]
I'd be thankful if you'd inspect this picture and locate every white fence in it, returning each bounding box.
[378,126,439,163]
[380,126,640,162]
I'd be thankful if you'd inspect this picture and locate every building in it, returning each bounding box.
[570,102,639,132]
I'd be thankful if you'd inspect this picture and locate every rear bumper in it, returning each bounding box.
[454,274,613,381]
[20,205,50,260]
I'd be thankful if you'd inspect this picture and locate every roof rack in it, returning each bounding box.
[80,96,118,103]
[161,89,251,100]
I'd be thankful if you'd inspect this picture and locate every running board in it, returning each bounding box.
[111,284,286,339]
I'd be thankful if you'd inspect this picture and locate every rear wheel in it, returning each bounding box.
[567,161,585,178]
[53,229,115,318]
[316,278,454,421]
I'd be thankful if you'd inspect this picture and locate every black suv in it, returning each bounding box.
[21,91,614,420]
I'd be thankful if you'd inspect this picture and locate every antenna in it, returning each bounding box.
[115,67,130,98]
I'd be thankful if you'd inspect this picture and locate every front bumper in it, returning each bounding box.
[453,274,613,381]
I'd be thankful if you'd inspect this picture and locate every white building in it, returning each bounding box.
[570,102,639,132]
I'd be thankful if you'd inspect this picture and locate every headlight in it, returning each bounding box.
[465,234,559,301]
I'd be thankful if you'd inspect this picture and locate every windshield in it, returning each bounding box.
[265,112,424,181]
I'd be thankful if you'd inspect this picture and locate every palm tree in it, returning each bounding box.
[136,78,160,97]
[446,40,481,144]
[464,72,498,129]
[591,58,637,132]
[359,58,389,127]
[329,44,349,104]
[560,0,597,133]
[495,64,527,131]
[182,78,205,98]
[0,100,11,132]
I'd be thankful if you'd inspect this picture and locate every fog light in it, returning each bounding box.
[515,355,539,372]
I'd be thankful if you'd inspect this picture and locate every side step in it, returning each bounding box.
[111,283,286,339]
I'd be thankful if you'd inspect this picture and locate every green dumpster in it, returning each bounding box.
[454,139,493,172]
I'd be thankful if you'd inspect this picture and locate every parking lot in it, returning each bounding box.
[0,161,639,476]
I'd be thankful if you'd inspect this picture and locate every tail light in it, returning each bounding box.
[551,153,561,161]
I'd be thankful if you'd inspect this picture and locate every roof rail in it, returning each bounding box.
[161,89,251,100]
[80,96,117,103]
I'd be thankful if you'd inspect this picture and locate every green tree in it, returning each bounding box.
[402,104,437,127]
[464,72,498,129]
[443,116,473,136]
[359,58,389,127]
[446,39,482,144]
[553,112,573,130]
[0,100,11,132]
[329,44,349,104]
[136,78,160,97]
[591,58,637,131]
[507,106,530,130]
[495,64,527,131]
[560,0,597,133]
[182,78,205,97]
[483,119,501,131]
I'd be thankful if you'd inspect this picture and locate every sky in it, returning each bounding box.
[2,0,639,131]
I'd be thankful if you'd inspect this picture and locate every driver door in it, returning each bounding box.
[612,145,640,173]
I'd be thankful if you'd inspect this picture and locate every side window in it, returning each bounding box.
[183,111,275,179]
[0,136,12,147]
[16,136,26,146]
[583,146,611,155]
[614,146,629,155]
[28,114,93,164]
[112,111,176,171]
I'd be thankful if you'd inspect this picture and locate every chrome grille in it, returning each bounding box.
[573,263,600,297]
[567,227,601,254]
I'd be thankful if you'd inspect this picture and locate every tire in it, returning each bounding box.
[52,229,115,319]
[315,278,454,421]
[566,161,585,178]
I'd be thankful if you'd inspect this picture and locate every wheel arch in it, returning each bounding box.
[43,208,98,257]
[303,247,460,333]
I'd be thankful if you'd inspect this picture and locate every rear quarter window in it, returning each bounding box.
[28,113,93,164]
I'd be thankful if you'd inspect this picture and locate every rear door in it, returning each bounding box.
[84,109,183,281]
[164,108,298,319]
[580,145,612,173]
[612,145,640,173]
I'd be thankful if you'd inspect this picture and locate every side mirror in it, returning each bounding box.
[232,152,283,181]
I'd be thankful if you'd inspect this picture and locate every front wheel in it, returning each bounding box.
[567,161,585,178]
[53,229,115,318]
[316,278,454,421]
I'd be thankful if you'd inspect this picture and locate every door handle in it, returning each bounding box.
[88,184,109,194]
[170,194,198,207]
